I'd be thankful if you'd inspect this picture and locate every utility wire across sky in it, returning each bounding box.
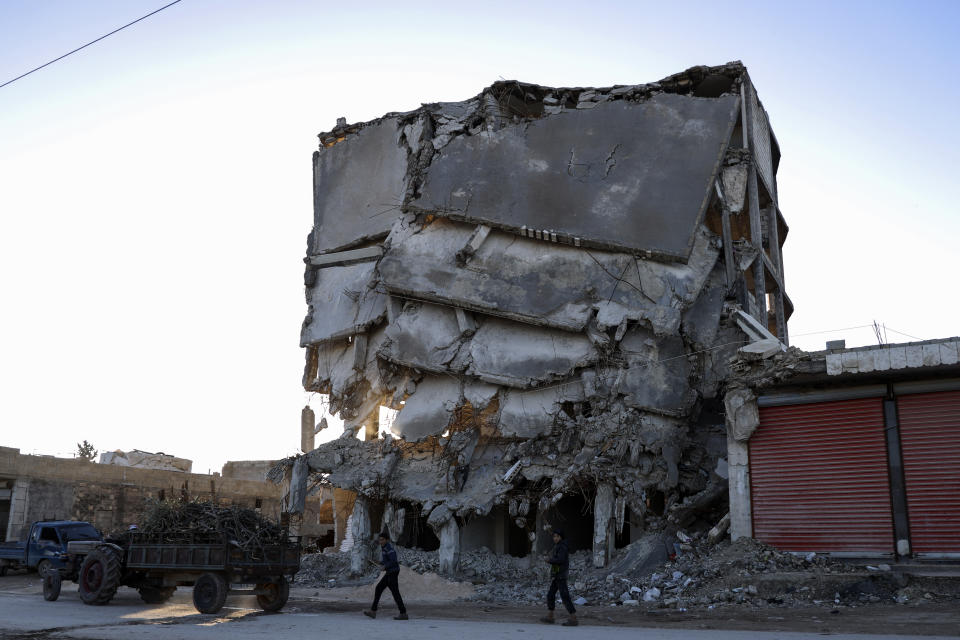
[0,0,184,90]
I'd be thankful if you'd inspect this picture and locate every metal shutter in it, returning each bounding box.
[751,398,894,553]
[897,390,960,556]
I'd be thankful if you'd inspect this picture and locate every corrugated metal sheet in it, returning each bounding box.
[898,390,960,555]
[752,398,894,553]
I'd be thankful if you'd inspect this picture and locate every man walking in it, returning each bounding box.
[363,531,408,620]
[541,529,577,626]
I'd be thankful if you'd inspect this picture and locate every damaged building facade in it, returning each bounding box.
[290,62,792,573]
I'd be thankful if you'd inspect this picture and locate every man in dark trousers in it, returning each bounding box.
[363,531,408,620]
[541,529,578,626]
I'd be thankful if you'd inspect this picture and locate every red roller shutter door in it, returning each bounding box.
[751,398,894,553]
[897,390,960,555]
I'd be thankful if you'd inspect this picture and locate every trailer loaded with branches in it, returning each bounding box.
[44,501,300,614]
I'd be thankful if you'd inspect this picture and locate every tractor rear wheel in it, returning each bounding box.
[255,578,290,612]
[192,573,228,614]
[78,546,121,605]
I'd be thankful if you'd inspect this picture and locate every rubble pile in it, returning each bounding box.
[295,537,958,611]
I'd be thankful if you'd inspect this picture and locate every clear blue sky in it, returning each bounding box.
[1,0,957,473]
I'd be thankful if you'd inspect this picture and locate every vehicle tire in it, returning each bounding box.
[255,578,290,612]
[78,546,121,605]
[36,560,52,577]
[43,571,62,601]
[192,573,228,614]
[139,586,176,604]
[0,565,8,577]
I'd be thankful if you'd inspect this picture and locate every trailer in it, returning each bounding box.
[51,532,300,613]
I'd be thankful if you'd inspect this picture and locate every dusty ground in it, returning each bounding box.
[1,570,959,638]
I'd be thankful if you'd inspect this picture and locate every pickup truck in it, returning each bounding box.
[0,521,102,577]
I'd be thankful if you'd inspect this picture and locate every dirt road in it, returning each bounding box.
[0,572,957,639]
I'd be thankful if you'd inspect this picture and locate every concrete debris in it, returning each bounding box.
[294,62,794,574]
[292,535,953,614]
[723,388,760,442]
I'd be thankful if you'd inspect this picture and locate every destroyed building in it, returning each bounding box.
[289,62,792,573]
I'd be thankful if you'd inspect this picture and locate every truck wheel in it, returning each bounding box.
[139,586,176,604]
[192,573,228,614]
[256,578,290,612]
[36,560,52,577]
[43,571,62,601]
[78,546,121,605]
[0,565,7,577]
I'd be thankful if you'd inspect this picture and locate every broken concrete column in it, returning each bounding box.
[381,502,405,543]
[287,456,308,515]
[301,405,316,453]
[724,387,760,441]
[438,517,461,575]
[349,495,372,575]
[726,432,752,541]
[724,387,757,540]
[593,483,615,568]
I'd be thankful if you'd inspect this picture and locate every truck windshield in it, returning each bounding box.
[60,524,101,542]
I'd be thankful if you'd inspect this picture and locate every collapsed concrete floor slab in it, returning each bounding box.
[283,62,793,574]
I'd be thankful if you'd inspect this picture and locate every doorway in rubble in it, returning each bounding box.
[547,493,593,556]
[398,501,440,551]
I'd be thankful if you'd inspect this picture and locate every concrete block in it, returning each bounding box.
[391,376,461,442]
[888,346,907,370]
[740,338,784,359]
[905,345,924,368]
[825,353,843,376]
[841,351,860,373]
[301,261,386,346]
[499,383,585,438]
[922,343,942,367]
[619,330,694,415]
[857,350,876,373]
[680,265,726,348]
[467,319,598,388]
[873,348,891,371]
[378,302,464,374]
[940,341,959,366]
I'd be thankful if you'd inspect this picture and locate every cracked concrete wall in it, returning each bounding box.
[294,62,789,570]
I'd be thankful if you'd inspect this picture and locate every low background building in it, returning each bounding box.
[0,447,334,548]
[724,337,960,560]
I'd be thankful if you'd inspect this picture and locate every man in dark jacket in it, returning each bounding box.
[541,529,577,626]
[363,531,408,620]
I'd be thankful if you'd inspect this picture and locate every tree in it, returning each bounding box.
[76,440,98,462]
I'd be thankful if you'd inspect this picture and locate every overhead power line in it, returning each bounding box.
[0,0,184,90]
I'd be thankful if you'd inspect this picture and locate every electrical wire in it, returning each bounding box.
[882,326,925,341]
[1,0,185,90]
[789,324,872,338]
